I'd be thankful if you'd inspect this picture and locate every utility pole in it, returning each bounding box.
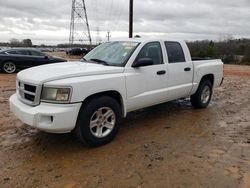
[106,31,111,41]
[129,0,133,38]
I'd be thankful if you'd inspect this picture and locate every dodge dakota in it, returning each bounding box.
[9,39,224,146]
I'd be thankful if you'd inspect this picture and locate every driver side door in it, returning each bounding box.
[125,42,168,112]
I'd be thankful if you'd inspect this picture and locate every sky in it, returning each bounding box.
[0,0,250,45]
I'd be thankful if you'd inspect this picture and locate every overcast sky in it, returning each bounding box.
[0,0,250,45]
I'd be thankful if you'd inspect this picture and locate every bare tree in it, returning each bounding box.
[9,38,22,47]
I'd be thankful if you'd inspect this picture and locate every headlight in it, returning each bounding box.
[41,87,72,103]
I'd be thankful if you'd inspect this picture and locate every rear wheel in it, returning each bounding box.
[75,96,122,147]
[191,80,213,108]
[2,61,16,74]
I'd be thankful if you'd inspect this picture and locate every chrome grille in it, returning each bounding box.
[17,80,42,106]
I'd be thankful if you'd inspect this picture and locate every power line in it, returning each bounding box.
[111,0,127,32]
[96,27,102,44]
[107,0,114,32]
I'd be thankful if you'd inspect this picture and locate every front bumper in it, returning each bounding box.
[9,94,82,133]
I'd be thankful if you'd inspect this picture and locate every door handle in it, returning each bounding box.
[184,67,191,71]
[157,70,166,75]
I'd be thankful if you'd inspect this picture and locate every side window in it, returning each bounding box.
[136,42,163,65]
[30,50,44,56]
[6,50,17,55]
[18,50,30,56]
[165,42,185,63]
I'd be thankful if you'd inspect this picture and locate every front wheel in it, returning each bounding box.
[75,96,122,147]
[191,80,213,108]
[2,61,16,74]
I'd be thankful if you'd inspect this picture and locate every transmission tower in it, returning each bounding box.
[69,0,92,46]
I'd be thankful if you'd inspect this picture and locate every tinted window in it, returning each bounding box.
[165,42,185,63]
[136,42,163,65]
[30,50,44,56]
[6,50,18,55]
[18,50,30,56]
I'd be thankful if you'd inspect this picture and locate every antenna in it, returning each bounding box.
[69,0,92,47]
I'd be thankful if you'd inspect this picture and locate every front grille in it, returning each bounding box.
[17,80,42,106]
[24,93,35,101]
[24,84,36,93]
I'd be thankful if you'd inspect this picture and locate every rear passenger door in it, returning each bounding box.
[164,41,193,100]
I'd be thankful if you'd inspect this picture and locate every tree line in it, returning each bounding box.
[1,38,250,65]
[0,39,91,49]
[187,38,250,65]
[6,38,33,47]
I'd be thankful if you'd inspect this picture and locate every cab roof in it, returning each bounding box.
[110,37,184,43]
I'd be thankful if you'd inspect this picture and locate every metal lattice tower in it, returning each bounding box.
[69,0,92,46]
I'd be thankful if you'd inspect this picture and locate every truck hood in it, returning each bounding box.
[17,62,125,84]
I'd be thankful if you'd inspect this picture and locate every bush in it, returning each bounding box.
[241,56,250,65]
[222,55,236,64]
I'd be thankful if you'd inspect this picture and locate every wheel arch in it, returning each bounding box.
[2,59,16,64]
[200,74,214,87]
[1,60,17,67]
[81,90,126,117]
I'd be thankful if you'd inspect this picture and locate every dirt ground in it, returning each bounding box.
[0,64,250,188]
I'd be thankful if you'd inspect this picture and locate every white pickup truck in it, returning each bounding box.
[10,39,223,146]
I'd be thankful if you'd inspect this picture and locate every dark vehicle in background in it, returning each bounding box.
[0,48,67,74]
[66,48,89,56]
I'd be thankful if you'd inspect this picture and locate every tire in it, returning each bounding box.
[75,96,122,147]
[190,80,213,108]
[2,61,16,74]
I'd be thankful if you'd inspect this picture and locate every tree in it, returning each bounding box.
[241,45,250,64]
[206,41,215,57]
[22,39,33,47]
[9,38,22,47]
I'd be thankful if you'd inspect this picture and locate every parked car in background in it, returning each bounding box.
[66,48,89,56]
[0,48,67,73]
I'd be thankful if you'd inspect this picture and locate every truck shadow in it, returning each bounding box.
[27,99,194,151]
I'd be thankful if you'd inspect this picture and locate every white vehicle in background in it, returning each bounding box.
[10,39,224,147]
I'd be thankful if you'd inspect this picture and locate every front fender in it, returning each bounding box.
[44,73,128,116]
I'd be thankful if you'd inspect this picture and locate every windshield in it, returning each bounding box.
[83,41,140,66]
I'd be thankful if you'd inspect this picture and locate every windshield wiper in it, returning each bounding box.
[80,58,87,62]
[90,58,109,66]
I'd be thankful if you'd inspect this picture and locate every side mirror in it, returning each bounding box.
[44,56,49,59]
[132,58,154,68]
